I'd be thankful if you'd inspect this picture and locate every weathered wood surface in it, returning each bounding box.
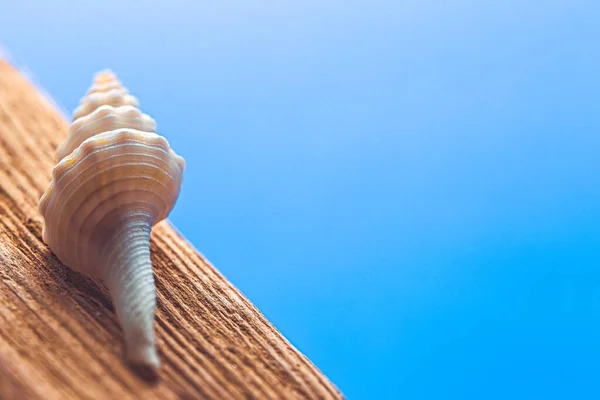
[0,60,342,400]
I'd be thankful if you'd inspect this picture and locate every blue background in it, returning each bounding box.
[2,1,600,398]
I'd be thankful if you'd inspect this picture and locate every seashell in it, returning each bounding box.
[39,70,185,372]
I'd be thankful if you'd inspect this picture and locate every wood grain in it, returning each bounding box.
[0,60,342,400]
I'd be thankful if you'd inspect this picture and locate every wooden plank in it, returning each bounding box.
[0,60,342,400]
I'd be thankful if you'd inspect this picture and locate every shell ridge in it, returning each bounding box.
[51,162,179,258]
[51,133,177,183]
[74,196,165,269]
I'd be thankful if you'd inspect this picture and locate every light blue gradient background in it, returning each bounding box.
[2,1,600,398]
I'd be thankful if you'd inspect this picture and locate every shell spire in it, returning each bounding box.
[39,70,185,373]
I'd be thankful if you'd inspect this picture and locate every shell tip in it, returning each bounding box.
[127,342,160,377]
[94,69,118,83]
[129,362,160,383]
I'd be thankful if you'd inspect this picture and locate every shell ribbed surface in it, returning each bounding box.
[38,70,185,371]
[55,104,156,162]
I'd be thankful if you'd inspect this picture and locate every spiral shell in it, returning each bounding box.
[39,70,185,372]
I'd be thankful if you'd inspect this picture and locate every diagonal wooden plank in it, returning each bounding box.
[0,59,342,400]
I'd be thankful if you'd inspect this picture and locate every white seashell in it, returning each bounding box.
[39,70,185,373]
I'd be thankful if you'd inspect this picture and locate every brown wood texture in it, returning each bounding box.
[0,60,342,400]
